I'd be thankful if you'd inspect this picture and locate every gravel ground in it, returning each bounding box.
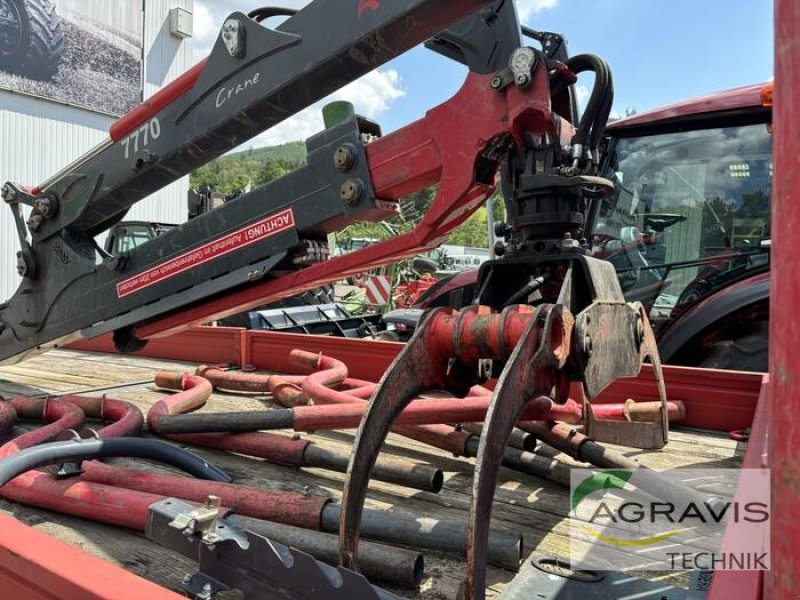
[0,19,140,115]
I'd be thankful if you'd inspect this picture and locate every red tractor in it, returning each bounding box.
[403,82,773,371]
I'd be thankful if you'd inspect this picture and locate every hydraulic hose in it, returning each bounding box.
[560,53,613,169]
[0,437,231,487]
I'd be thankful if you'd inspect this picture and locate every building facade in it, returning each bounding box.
[0,0,194,302]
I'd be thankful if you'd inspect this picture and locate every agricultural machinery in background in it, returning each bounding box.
[392,83,773,370]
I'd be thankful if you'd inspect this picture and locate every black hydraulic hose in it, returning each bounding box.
[558,54,613,169]
[0,438,231,486]
[248,6,297,22]
[588,63,614,157]
[502,275,548,307]
[563,54,608,145]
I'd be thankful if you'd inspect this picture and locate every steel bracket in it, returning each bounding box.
[146,497,399,600]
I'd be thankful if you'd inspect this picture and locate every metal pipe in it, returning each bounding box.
[304,444,443,493]
[227,514,424,589]
[81,461,332,530]
[287,350,534,456]
[0,437,230,487]
[154,396,680,434]
[0,400,16,435]
[320,504,522,572]
[463,435,573,487]
[194,365,374,404]
[461,423,535,452]
[522,421,724,508]
[55,395,144,438]
[1,397,85,456]
[0,470,165,530]
[150,373,444,492]
[186,358,474,457]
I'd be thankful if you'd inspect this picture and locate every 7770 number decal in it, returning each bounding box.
[121,117,161,160]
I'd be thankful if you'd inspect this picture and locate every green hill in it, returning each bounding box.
[229,141,307,164]
[190,141,306,193]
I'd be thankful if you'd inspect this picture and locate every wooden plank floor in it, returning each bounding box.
[0,349,746,599]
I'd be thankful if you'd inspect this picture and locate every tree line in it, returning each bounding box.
[190,143,492,248]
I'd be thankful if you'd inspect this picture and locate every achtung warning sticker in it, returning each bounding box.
[116,208,295,298]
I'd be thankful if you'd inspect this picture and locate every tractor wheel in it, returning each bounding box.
[0,0,63,81]
[699,321,769,372]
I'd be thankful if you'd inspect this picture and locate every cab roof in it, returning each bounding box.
[607,82,769,130]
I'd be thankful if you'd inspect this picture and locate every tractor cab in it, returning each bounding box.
[589,84,772,339]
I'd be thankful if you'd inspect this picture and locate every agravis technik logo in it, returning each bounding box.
[569,468,770,571]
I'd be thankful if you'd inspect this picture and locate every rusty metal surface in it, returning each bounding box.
[582,303,669,449]
[0,512,184,600]
[339,308,464,570]
[768,1,799,596]
[464,305,571,598]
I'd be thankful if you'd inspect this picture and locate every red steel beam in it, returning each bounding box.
[708,375,768,599]
[0,513,183,600]
[768,0,799,596]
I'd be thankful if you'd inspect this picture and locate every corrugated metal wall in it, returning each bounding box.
[0,0,194,302]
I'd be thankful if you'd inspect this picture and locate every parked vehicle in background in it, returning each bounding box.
[590,82,772,371]
[407,83,773,371]
[442,254,488,273]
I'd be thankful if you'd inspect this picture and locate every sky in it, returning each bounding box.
[192,0,773,149]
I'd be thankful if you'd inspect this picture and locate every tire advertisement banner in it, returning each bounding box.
[0,0,142,115]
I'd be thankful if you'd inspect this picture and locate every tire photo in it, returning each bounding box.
[0,0,63,81]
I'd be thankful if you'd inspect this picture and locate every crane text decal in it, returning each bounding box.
[216,72,261,108]
[116,208,295,298]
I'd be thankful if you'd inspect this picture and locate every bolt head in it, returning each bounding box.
[340,179,363,205]
[26,214,44,232]
[16,252,28,277]
[582,334,593,357]
[1,184,16,202]
[490,76,503,89]
[515,74,530,87]
[333,144,356,171]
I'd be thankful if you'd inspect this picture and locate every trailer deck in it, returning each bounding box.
[0,343,759,599]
